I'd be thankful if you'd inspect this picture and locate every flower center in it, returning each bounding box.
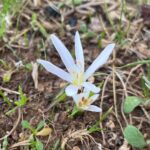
[78,98,90,108]
[72,71,84,86]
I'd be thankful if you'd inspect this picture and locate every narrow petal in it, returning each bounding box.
[65,85,79,96]
[82,82,100,93]
[72,94,79,104]
[37,59,71,82]
[85,105,102,112]
[90,94,99,104]
[85,44,115,80]
[50,34,76,72]
[75,31,84,71]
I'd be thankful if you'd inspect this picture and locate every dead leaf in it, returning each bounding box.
[136,42,150,58]
[106,120,115,130]
[33,0,41,7]
[32,62,38,89]
[88,76,95,83]
[10,140,30,148]
[59,82,67,88]
[36,127,52,136]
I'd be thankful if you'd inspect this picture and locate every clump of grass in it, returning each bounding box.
[0,0,22,38]
[0,86,28,115]
[103,0,130,46]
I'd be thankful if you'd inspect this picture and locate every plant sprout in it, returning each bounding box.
[37,31,115,96]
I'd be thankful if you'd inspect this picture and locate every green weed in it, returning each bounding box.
[0,0,22,38]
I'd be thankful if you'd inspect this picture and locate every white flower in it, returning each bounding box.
[73,91,102,112]
[37,31,115,96]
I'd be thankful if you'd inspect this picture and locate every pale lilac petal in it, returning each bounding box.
[82,82,100,93]
[73,93,84,104]
[75,31,84,71]
[85,105,102,112]
[83,91,90,99]
[90,94,99,104]
[65,85,79,96]
[50,34,76,72]
[85,44,115,80]
[37,59,71,82]
[72,94,79,104]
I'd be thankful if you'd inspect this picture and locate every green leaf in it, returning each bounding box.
[85,31,96,39]
[15,86,27,107]
[70,105,83,118]
[72,0,82,6]
[36,138,44,150]
[88,107,113,134]
[114,30,125,44]
[143,76,150,89]
[88,127,102,133]
[141,77,150,97]
[0,0,22,38]
[25,63,33,71]
[6,107,17,115]
[120,59,150,69]
[0,91,11,106]
[31,13,48,38]
[79,23,88,33]
[56,92,66,101]
[123,125,146,148]
[21,120,31,129]
[2,70,12,83]
[36,121,45,131]
[52,139,60,150]
[2,137,8,150]
[123,96,142,114]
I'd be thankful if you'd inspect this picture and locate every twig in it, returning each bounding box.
[141,106,150,121]
[125,23,143,51]
[100,75,111,145]
[124,64,142,124]
[112,50,123,133]
[125,64,142,85]
[132,116,150,124]
[64,1,110,17]
[115,71,128,125]
[0,86,20,95]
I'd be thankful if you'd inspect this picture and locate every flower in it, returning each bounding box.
[37,31,115,96]
[73,91,102,112]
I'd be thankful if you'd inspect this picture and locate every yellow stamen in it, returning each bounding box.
[78,97,90,108]
[72,71,84,86]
